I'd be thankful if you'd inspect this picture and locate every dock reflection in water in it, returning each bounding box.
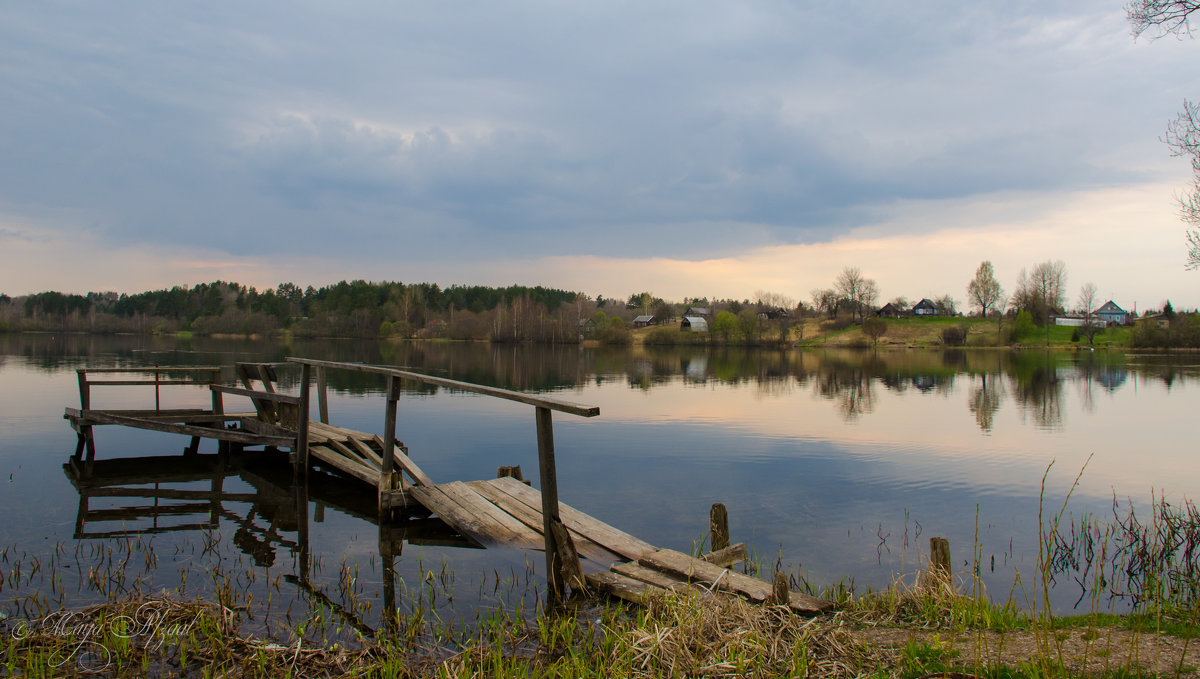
[63,450,474,638]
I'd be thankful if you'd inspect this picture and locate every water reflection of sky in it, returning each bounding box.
[2,338,1198,622]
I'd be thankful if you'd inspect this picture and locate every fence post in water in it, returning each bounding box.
[295,364,311,479]
[536,406,566,600]
[929,537,951,581]
[710,503,730,552]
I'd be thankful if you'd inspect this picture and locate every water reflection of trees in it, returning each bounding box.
[811,356,880,421]
[968,374,1005,432]
[5,333,1195,428]
[1010,353,1064,429]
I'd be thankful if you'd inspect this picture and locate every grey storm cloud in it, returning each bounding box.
[0,0,1191,262]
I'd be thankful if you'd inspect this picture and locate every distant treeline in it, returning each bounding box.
[0,281,602,342]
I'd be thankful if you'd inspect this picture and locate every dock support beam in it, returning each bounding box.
[537,406,569,601]
[295,364,311,479]
[316,366,329,424]
[379,376,401,514]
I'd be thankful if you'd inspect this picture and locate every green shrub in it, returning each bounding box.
[941,325,967,346]
[1007,311,1035,343]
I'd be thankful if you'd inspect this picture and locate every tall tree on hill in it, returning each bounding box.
[967,261,1005,319]
[1126,1,1200,269]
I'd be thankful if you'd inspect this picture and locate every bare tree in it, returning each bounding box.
[1078,282,1101,345]
[933,295,958,316]
[834,267,878,322]
[1126,2,1200,269]
[1126,0,1200,38]
[1030,260,1068,315]
[967,261,1004,318]
[811,288,840,319]
[1077,282,1098,315]
[754,290,796,310]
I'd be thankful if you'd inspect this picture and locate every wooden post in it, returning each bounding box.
[210,370,226,456]
[76,370,96,460]
[154,367,161,412]
[316,366,329,424]
[379,375,401,513]
[497,465,526,482]
[710,503,729,552]
[929,536,951,581]
[536,406,567,601]
[77,370,90,411]
[381,376,400,476]
[295,364,311,479]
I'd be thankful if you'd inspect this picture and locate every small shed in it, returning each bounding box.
[681,316,708,332]
[632,314,656,328]
[876,302,904,319]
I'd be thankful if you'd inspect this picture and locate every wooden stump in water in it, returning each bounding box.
[710,502,729,552]
[924,536,953,589]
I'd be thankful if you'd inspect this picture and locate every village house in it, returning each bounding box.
[632,314,656,328]
[876,302,905,318]
[912,299,938,316]
[1094,301,1127,325]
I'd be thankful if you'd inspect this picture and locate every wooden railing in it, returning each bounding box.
[76,366,224,413]
[286,357,600,598]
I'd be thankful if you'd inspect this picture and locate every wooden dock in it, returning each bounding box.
[63,358,832,614]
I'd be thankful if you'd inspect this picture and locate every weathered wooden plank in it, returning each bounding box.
[433,481,543,546]
[405,485,498,547]
[309,420,375,440]
[487,476,657,561]
[346,435,385,469]
[585,571,664,605]
[286,358,600,418]
[465,480,620,563]
[65,410,254,426]
[637,549,833,615]
[325,438,381,471]
[612,561,694,593]
[241,418,297,439]
[307,445,380,486]
[74,410,294,446]
[372,435,435,487]
[700,543,748,568]
[210,385,301,405]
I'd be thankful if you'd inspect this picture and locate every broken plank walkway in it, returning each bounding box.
[62,358,833,615]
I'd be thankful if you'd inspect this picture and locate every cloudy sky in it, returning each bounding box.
[1,1,1197,309]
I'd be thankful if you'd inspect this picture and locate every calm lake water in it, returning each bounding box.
[1,332,1198,640]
